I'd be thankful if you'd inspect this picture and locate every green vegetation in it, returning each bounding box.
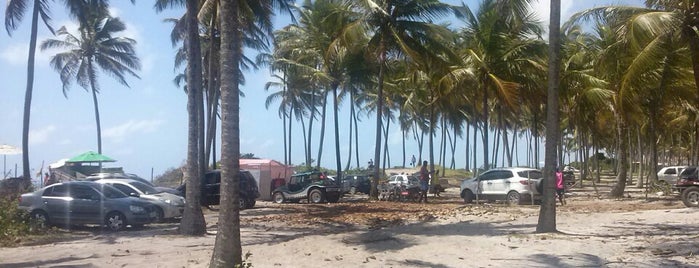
[0,198,31,246]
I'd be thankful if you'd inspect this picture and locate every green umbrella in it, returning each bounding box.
[66,151,116,163]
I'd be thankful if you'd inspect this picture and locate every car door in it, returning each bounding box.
[68,185,102,224]
[203,172,221,205]
[490,170,513,196]
[42,184,71,224]
[477,171,497,196]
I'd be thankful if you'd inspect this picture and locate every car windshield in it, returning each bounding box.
[129,181,160,194]
[98,184,129,199]
[681,167,697,176]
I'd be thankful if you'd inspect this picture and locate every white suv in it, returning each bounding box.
[387,174,420,187]
[657,166,687,185]
[459,167,543,205]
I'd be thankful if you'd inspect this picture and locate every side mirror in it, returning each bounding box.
[129,192,140,198]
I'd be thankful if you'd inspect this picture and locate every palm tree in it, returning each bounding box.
[537,0,560,233]
[212,1,294,266]
[154,0,207,235]
[5,0,55,186]
[453,0,544,173]
[41,3,140,156]
[356,0,452,198]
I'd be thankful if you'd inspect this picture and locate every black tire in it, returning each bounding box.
[507,191,522,205]
[239,198,248,210]
[462,190,474,204]
[30,210,49,230]
[682,187,699,207]
[105,212,127,231]
[154,207,165,223]
[309,189,325,203]
[273,192,285,204]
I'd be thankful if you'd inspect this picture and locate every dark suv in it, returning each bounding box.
[675,166,699,207]
[177,170,260,209]
[272,170,342,203]
[342,174,371,195]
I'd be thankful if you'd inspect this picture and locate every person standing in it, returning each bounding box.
[419,161,429,203]
[410,155,416,167]
[555,168,565,205]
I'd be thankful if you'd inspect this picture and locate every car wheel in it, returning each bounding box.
[30,210,49,230]
[239,197,248,210]
[273,192,285,204]
[309,189,325,203]
[154,207,165,223]
[349,187,356,195]
[682,187,699,207]
[105,212,127,231]
[507,191,522,205]
[462,190,474,203]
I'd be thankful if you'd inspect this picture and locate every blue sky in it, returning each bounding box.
[1,0,642,181]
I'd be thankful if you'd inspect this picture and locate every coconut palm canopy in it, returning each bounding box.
[66,151,116,163]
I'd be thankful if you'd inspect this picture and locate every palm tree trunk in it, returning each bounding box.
[180,0,206,237]
[371,43,386,199]
[636,127,644,188]
[310,91,319,168]
[316,91,328,169]
[345,95,354,170]
[332,84,342,179]
[353,101,360,169]
[21,2,41,185]
[473,122,478,172]
[465,123,470,171]
[537,0,560,233]
[482,83,490,170]
[205,24,220,170]
[211,0,243,265]
[686,13,699,165]
[288,101,294,165]
[610,112,629,197]
[89,74,102,156]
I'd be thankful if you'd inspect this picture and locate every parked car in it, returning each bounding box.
[176,170,260,209]
[387,174,420,187]
[85,173,180,195]
[272,170,342,203]
[675,166,699,207]
[459,167,543,205]
[18,181,157,231]
[657,166,688,185]
[342,174,371,195]
[94,178,185,222]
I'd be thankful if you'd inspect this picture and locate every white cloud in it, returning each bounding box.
[109,7,122,18]
[103,119,164,142]
[29,125,57,145]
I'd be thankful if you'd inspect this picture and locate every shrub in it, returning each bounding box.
[0,197,31,246]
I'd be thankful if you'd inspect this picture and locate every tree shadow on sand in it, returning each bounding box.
[1,254,99,268]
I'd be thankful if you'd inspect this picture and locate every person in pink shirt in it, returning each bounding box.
[555,168,565,205]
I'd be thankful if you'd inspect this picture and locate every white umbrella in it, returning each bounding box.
[0,144,22,178]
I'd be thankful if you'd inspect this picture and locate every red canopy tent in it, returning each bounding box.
[240,159,294,200]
